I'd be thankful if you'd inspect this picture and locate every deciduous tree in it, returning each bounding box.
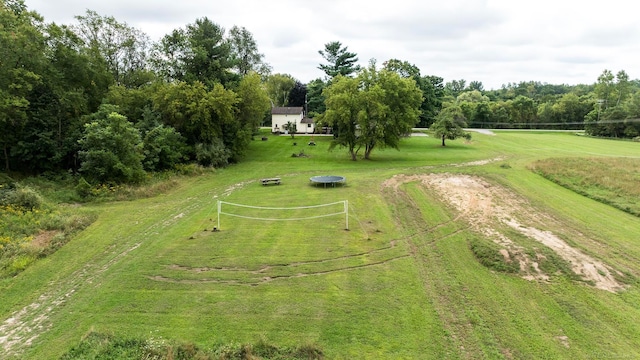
[321,62,422,160]
[0,0,45,171]
[265,73,295,107]
[430,105,471,146]
[73,10,152,88]
[78,107,145,183]
[306,78,326,116]
[228,25,268,76]
[383,59,444,128]
[152,18,236,88]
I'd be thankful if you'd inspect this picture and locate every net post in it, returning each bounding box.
[217,200,221,230]
[345,200,349,230]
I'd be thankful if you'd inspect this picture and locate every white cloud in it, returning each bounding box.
[23,0,640,89]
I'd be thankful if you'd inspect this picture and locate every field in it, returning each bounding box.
[1,130,640,359]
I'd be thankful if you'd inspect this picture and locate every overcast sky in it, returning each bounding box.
[23,0,639,90]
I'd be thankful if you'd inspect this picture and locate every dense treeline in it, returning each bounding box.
[2,0,639,182]
[1,0,270,181]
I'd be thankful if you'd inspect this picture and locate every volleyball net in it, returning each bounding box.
[217,200,348,230]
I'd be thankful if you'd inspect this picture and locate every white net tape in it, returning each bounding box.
[217,200,348,229]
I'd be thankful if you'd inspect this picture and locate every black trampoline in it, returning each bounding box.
[310,175,346,187]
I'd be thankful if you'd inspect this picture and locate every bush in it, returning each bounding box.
[78,109,146,184]
[173,164,207,176]
[1,185,44,211]
[195,139,231,168]
[142,125,189,171]
[75,177,93,199]
[7,254,37,276]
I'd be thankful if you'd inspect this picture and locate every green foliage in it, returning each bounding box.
[429,105,472,146]
[321,63,423,160]
[228,25,268,77]
[0,184,44,211]
[104,85,155,123]
[78,108,146,184]
[60,332,323,360]
[73,10,153,88]
[230,73,271,160]
[305,78,327,115]
[152,17,237,88]
[195,140,231,168]
[142,125,188,171]
[0,0,46,171]
[318,41,361,78]
[265,73,296,107]
[0,184,97,278]
[283,121,297,138]
[75,176,93,199]
[153,81,239,147]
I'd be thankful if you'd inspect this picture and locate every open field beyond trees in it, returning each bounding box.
[1,130,640,359]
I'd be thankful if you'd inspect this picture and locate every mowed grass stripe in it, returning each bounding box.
[2,130,639,359]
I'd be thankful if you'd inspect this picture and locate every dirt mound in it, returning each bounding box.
[383,173,625,292]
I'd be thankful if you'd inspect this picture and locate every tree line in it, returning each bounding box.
[2,0,638,183]
[1,0,271,182]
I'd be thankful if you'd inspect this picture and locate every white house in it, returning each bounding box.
[271,107,315,134]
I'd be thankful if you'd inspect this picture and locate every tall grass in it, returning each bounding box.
[530,157,640,216]
[59,331,323,360]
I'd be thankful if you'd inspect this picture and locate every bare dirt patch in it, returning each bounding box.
[382,173,625,292]
[30,230,59,249]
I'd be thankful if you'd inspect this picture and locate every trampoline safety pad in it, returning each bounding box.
[310,175,346,187]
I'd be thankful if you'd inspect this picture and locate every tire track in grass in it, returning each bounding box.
[0,180,246,358]
[149,254,411,285]
[0,242,141,358]
[150,242,410,285]
[381,176,482,357]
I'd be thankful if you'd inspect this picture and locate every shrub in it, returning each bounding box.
[7,254,37,276]
[195,139,231,168]
[142,125,189,171]
[78,109,146,184]
[75,177,93,199]
[2,185,44,211]
[173,164,206,176]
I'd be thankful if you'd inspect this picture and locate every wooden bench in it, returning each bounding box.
[261,177,281,185]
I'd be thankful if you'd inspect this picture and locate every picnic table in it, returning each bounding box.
[261,177,281,185]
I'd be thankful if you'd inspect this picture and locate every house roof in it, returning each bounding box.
[271,106,303,115]
[301,117,314,124]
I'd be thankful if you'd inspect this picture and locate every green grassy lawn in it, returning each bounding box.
[1,131,640,359]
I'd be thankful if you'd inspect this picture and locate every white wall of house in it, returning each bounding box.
[300,120,315,134]
[272,112,303,133]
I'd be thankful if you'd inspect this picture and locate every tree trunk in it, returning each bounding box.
[364,144,374,159]
[3,145,9,172]
[441,134,446,146]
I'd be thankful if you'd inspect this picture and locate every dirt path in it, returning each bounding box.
[383,173,625,292]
